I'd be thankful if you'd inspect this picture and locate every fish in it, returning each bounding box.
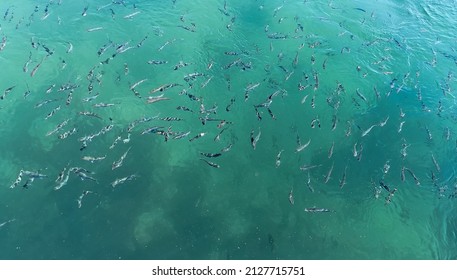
[137,34,149,48]
[444,127,451,141]
[267,32,288,39]
[173,61,192,70]
[275,150,284,168]
[200,152,222,158]
[299,164,321,171]
[75,171,98,183]
[431,153,440,173]
[97,41,113,56]
[398,121,405,133]
[288,188,294,205]
[112,147,131,170]
[109,136,122,149]
[141,126,164,135]
[66,91,73,106]
[1,85,16,100]
[130,78,148,91]
[356,88,368,103]
[0,219,15,229]
[184,72,205,82]
[178,24,196,32]
[400,142,410,159]
[331,115,338,131]
[306,171,314,193]
[379,181,391,193]
[304,207,331,213]
[147,60,168,65]
[23,51,32,72]
[81,6,88,16]
[226,97,235,112]
[150,83,181,94]
[173,131,191,140]
[373,86,380,99]
[124,11,141,19]
[82,92,100,102]
[30,56,47,77]
[324,162,334,184]
[55,166,67,183]
[425,126,433,140]
[58,127,77,140]
[250,128,261,150]
[82,155,106,163]
[385,188,398,205]
[383,161,391,174]
[77,191,94,208]
[200,158,220,168]
[93,102,116,108]
[111,174,138,188]
[328,142,335,159]
[54,170,70,190]
[339,166,348,189]
[405,167,420,186]
[400,166,406,182]
[158,39,176,51]
[46,118,70,136]
[201,76,213,88]
[296,137,311,153]
[189,132,206,142]
[22,170,48,180]
[45,84,56,94]
[293,51,299,67]
[176,106,193,113]
[379,116,389,127]
[10,170,24,189]
[345,121,352,137]
[44,105,61,120]
[79,111,102,119]
[224,58,241,69]
[159,117,182,122]
[87,27,103,32]
[361,124,378,137]
[254,107,262,120]
[310,117,320,128]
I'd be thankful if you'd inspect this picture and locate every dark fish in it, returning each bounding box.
[82,6,88,17]
[200,152,222,158]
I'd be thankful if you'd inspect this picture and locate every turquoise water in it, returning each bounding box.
[1,0,456,259]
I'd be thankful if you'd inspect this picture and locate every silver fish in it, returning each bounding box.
[304,207,331,213]
[0,219,15,229]
[296,138,311,153]
[111,174,138,188]
[77,190,94,208]
[54,170,70,190]
[431,153,440,173]
[82,155,106,163]
[288,188,294,205]
[361,124,378,137]
[275,150,284,168]
[324,162,334,184]
[328,141,335,159]
[306,171,314,193]
[112,147,131,170]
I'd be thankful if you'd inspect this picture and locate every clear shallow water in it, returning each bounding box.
[0,0,456,260]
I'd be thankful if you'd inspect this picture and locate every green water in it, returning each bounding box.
[0,0,456,259]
